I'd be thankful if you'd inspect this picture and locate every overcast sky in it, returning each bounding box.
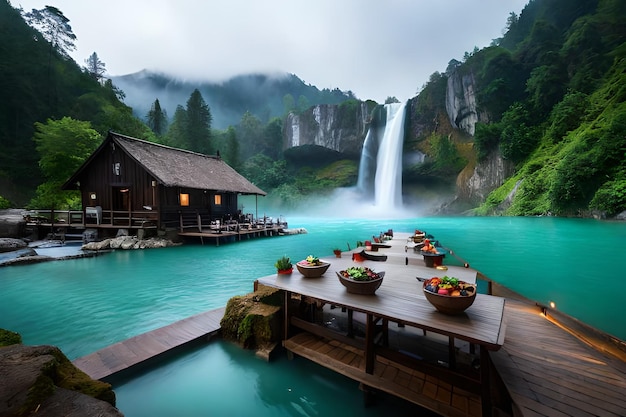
[16,0,529,103]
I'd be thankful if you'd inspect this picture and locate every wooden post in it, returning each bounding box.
[480,348,493,417]
[448,336,456,369]
[365,314,375,374]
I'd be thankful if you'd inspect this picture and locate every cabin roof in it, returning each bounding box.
[64,131,267,196]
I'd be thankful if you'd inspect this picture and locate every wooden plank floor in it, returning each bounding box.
[72,307,225,380]
[490,299,626,417]
[178,225,284,244]
[284,332,482,417]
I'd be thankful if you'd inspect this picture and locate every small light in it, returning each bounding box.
[90,193,97,200]
[549,301,556,309]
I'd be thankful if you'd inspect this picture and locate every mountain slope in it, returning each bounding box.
[111,71,355,129]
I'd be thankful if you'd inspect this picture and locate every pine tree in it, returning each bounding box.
[185,89,212,154]
[146,99,168,136]
[84,52,106,83]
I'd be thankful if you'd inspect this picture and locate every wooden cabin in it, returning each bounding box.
[62,131,267,237]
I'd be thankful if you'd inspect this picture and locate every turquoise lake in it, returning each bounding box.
[1,215,624,416]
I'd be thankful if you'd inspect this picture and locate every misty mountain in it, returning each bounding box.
[111,70,356,129]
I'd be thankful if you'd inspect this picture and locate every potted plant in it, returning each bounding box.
[332,248,342,258]
[274,255,293,274]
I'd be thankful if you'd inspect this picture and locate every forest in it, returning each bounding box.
[1,0,625,217]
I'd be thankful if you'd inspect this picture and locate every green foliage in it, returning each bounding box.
[29,117,100,209]
[163,90,213,154]
[274,255,292,270]
[428,134,466,176]
[185,89,213,154]
[589,179,626,215]
[0,328,22,346]
[0,195,12,209]
[33,117,101,183]
[237,111,264,160]
[146,98,168,136]
[413,72,447,126]
[499,103,540,162]
[337,99,360,129]
[213,126,241,170]
[474,122,502,161]
[242,154,287,190]
[545,91,589,143]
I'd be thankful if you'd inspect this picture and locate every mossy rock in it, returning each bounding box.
[0,328,22,346]
[0,343,118,416]
[220,286,283,349]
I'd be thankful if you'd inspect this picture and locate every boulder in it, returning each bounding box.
[82,236,180,251]
[0,343,122,417]
[0,238,27,253]
[0,209,26,239]
[220,286,283,353]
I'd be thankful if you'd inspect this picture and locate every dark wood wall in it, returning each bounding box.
[76,141,157,212]
[76,139,242,229]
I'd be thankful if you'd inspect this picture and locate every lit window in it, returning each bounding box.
[214,194,222,205]
[113,162,120,176]
[180,193,189,206]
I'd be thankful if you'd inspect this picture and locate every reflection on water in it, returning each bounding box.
[111,340,428,417]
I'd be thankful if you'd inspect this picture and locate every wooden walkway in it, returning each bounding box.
[72,307,225,380]
[491,299,626,417]
[178,224,285,245]
[285,331,482,417]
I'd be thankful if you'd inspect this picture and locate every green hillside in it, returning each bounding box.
[409,0,626,217]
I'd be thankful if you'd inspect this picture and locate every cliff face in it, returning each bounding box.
[445,70,483,136]
[458,151,516,203]
[284,103,370,158]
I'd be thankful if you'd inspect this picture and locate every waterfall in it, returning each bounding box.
[357,102,407,210]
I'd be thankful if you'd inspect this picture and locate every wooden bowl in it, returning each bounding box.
[336,271,385,295]
[422,281,477,315]
[296,261,330,278]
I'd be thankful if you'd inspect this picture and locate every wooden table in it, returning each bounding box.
[257,234,506,416]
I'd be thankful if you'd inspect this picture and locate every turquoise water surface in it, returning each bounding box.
[1,216,624,416]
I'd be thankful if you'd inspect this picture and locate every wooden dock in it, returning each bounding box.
[67,231,626,416]
[285,328,483,417]
[72,307,225,380]
[491,299,626,417]
[178,224,286,245]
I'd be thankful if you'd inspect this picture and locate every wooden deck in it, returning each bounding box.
[285,329,482,417]
[178,224,285,245]
[72,307,225,380]
[490,299,626,417]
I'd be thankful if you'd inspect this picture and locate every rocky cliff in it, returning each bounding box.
[284,102,371,158]
[445,69,485,136]
[458,150,516,203]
